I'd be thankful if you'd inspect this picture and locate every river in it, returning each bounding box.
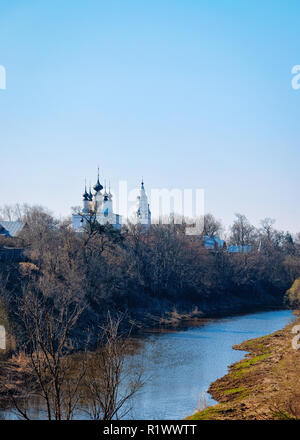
[0,309,294,420]
[127,309,294,419]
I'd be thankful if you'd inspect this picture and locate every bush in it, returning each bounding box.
[285,278,300,308]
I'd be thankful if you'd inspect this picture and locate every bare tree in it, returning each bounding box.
[260,218,276,240]
[0,204,24,222]
[84,313,144,420]
[230,213,255,246]
[11,289,86,420]
[203,213,223,238]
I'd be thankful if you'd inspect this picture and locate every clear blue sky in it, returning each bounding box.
[0,0,300,232]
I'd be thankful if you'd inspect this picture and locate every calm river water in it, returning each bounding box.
[0,309,294,420]
[127,309,294,419]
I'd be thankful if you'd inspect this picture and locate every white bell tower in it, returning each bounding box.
[136,180,151,229]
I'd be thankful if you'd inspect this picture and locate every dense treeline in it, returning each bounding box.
[1,205,300,347]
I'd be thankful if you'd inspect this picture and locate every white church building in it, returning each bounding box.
[72,170,151,231]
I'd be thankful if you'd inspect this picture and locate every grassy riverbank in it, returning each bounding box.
[187,311,300,420]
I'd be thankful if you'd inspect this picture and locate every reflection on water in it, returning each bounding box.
[0,309,294,420]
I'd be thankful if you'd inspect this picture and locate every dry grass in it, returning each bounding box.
[159,307,204,327]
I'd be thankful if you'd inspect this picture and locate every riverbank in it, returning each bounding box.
[141,303,286,333]
[187,311,300,420]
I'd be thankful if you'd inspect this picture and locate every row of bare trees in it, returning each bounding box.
[1,204,300,307]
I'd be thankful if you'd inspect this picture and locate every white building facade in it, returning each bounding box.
[72,173,151,232]
[72,171,122,231]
